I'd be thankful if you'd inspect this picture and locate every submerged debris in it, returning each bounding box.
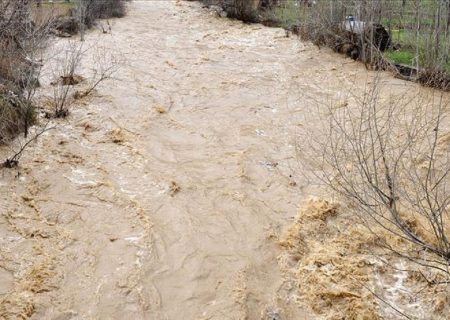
[278,197,449,318]
[51,75,84,86]
[279,198,381,319]
[155,105,167,114]
[169,180,180,196]
[0,292,35,319]
[107,128,127,144]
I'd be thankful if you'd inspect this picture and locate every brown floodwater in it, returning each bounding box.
[0,1,424,319]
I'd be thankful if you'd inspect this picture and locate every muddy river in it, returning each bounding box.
[0,1,422,319]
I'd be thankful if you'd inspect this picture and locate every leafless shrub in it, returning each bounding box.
[50,40,84,118]
[301,76,450,275]
[52,0,127,39]
[2,119,53,168]
[226,0,261,23]
[289,1,390,66]
[0,94,36,143]
[391,0,450,83]
[54,15,79,38]
[77,0,127,30]
[74,43,119,100]
[268,0,450,88]
[0,0,53,140]
[199,0,262,22]
[0,1,121,167]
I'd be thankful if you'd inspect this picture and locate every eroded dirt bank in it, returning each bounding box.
[0,1,423,319]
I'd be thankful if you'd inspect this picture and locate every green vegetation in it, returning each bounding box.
[384,50,415,65]
[389,29,407,45]
[272,2,303,29]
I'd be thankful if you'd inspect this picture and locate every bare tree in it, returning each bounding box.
[301,76,450,274]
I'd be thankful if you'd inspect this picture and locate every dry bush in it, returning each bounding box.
[386,1,450,86]
[0,1,119,167]
[203,0,389,64]
[417,69,450,91]
[52,0,128,39]
[0,0,51,85]
[74,42,119,99]
[54,15,79,37]
[0,94,36,143]
[199,0,262,22]
[48,37,118,117]
[3,118,53,168]
[0,1,77,166]
[290,1,390,66]
[272,0,450,88]
[0,0,53,141]
[226,0,261,23]
[50,40,84,118]
[78,0,127,28]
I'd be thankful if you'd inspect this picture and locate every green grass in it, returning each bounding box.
[271,2,306,29]
[384,50,416,65]
[390,29,407,44]
[267,1,450,78]
[388,28,423,50]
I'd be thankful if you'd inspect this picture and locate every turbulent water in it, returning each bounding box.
[0,1,421,319]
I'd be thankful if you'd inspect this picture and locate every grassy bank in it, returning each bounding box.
[202,0,450,90]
